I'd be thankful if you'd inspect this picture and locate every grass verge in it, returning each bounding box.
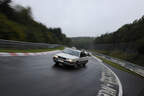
[0,46,64,53]
[95,55,144,78]
[92,50,144,67]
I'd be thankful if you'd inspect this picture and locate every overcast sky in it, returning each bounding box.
[13,0,144,37]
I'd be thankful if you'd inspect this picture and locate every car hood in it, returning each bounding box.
[56,53,79,59]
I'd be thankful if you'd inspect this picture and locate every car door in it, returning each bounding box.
[79,52,87,62]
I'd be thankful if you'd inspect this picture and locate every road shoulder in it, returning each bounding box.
[93,56,123,96]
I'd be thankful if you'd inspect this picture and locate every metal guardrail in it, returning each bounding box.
[93,52,144,77]
[0,39,62,49]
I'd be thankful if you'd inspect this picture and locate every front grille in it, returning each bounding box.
[58,56,66,60]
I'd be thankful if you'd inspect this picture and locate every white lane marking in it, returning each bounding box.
[0,50,60,56]
[100,71,118,85]
[98,69,118,96]
[92,56,123,96]
[16,53,25,56]
[0,53,11,56]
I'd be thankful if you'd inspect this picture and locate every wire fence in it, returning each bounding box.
[93,51,144,77]
[0,39,62,49]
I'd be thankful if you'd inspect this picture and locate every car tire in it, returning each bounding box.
[82,63,86,67]
[74,64,79,68]
[78,63,82,68]
[55,62,59,66]
[75,62,80,68]
[85,60,88,63]
[82,60,88,67]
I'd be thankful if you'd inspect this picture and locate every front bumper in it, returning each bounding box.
[53,57,75,66]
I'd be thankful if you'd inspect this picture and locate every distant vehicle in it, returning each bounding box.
[53,48,91,68]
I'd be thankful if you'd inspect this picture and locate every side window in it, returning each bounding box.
[80,52,86,57]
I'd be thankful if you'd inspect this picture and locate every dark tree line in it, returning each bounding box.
[0,0,71,45]
[94,16,144,54]
[71,37,95,49]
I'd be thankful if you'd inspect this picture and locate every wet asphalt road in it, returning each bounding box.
[0,51,103,96]
[105,63,144,96]
[0,51,144,96]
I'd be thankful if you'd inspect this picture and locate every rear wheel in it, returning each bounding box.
[82,60,88,67]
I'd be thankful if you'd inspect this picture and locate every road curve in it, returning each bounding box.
[0,51,120,96]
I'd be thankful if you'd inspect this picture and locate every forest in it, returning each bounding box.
[94,16,144,54]
[71,15,144,66]
[71,37,95,49]
[94,15,144,66]
[0,0,71,45]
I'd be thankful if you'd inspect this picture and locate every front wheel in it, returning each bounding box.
[55,62,59,66]
[74,64,79,68]
[82,63,86,67]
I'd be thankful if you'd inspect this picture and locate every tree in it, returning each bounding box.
[0,0,11,5]
[0,0,71,45]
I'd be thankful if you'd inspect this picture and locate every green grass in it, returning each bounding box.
[95,55,144,78]
[92,50,144,67]
[0,46,64,53]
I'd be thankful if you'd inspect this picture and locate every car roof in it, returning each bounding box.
[65,48,81,53]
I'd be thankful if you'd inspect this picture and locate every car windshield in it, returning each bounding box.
[63,49,80,57]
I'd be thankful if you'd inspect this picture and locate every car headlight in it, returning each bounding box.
[54,55,58,58]
[67,59,73,62]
